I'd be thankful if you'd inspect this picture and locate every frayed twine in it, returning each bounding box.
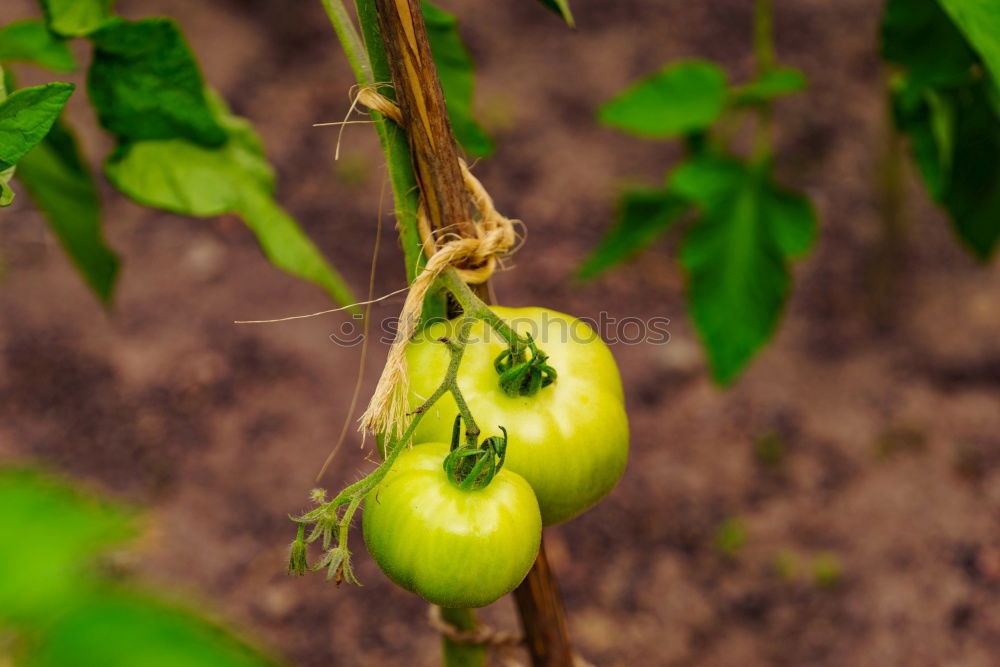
[355,87,520,442]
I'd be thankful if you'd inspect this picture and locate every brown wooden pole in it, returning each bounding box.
[513,541,575,666]
[371,2,574,664]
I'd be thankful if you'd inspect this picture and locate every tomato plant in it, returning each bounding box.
[406,307,629,525]
[363,439,542,608]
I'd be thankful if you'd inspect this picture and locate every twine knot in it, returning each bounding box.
[356,87,518,440]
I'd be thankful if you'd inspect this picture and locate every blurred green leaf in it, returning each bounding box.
[22,590,274,667]
[16,118,119,301]
[0,19,76,71]
[730,66,806,106]
[0,467,135,622]
[577,187,688,280]
[105,92,355,306]
[536,0,574,27]
[599,61,728,138]
[883,0,1000,260]
[881,0,977,88]
[40,0,116,37]
[671,155,815,383]
[939,0,1000,85]
[892,83,951,198]
[897,80,1000,259]
[1,166,14,206]
[0,81,74,170]
[87,18,226,146]
[423,2,493,158]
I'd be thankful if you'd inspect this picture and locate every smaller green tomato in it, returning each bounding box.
[362,442,542,608]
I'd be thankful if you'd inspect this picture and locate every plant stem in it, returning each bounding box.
[322,3,573,664]
[753,0,775,71]
[870,75,907,329]
[323,0,446,318]
[439,608,486,667]
[751,0,775,165]
[320,0,372,84]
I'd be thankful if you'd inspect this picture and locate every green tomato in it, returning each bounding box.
[407,306,629,525]
[362,442,542,608]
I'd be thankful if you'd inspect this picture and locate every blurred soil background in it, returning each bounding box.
[1,0,999,665]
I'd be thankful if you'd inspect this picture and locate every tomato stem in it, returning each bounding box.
[438,269,558,397]
[290,313,481,583]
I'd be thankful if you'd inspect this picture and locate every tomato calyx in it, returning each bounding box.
[493,333,558,397]
[443,414,509,490]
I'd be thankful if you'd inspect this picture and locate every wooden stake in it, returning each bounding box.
[372,2,574,664]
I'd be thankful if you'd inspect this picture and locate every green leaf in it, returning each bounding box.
[1,166,14,206]
[599,61,728,138]
[87,18,226,146]
[892,83,951,198]
[0,81,74,170]
[882,0,1000,260]
[22,590,274,667]
[0,19,76,71]
[881,0,977,88]
[730,66,806,106]
[16,119,119,301]
[671,155,815,383]
[105,93,355,306]
[577,187,688,280]
[0,467,135,622]
[898,80,1000,259]
[537,0,575,27]
[40,0,116,37]
[422,2,493,158]
[939,0,1000,85]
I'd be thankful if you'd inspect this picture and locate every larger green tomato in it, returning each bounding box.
[362,442,542,608]
[407,306,629,525]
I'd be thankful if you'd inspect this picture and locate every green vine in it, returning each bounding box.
[287,268,549,583]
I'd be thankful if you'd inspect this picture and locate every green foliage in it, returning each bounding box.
[714,516,747,558]
[881,0,976,89]
[0,467,134,622]
[22,591,274,667]
[0,4,354,305]
[672,155,814,383]
[40,0,116,37]
[423,2,493,158]
[939,0,1000,85]
[16,119,119,301]
[730,66,806,106]
[598,61,728,138]
[0,166,13,205]
[536,0,574,27]
[882,0,1000,260]
[0,466,276,666]
[0,19,76,71]
[587,6,814,384]
[0,81,74,172]
[105,92,354,306]
[577,187,688,279]
[88,18,227,146]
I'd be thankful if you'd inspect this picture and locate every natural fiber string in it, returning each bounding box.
[427,605,523,647]
[356,88,518,441]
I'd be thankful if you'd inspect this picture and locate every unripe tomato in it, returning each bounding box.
[362,442,542,608]
[406,307,629,525]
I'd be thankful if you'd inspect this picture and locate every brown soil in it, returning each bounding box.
[1,1,998,665]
